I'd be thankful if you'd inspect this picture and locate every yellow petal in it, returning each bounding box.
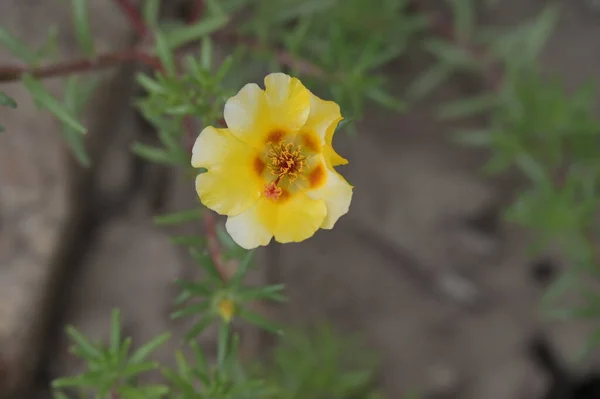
[301,93,342,147]
[225,205,273,250]
[306,160,353,229]
[192,126,263,216]
[225,192,327,248]
[223,83,270,147]
[324,121,348,167]
[264,73,311,134]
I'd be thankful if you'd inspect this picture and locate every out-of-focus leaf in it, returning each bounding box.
[453,129,492,147]
[447,0,474,40]
[153,208,203,225]
[437,93,499,119]
[406,64,452,100]
[238,307,283,335]
[522,4,559,61]
[72,0,95,56]
[63,76,92,166]
[129,333,171,364]
[229,250,255,288]
[274,0,336,23]
[365,86,406,111]
[154,31,176,75]
[131,142,176,165]
[22,74,87,135]
[424,39,475,68]
[0,91,17,108]
[109,309,121,357]
[0,26,37,64]
[165,15,229,49]
[65,326,102,360]
[201,37,212,70]
[142,0,161,28]
[185,314,216,341]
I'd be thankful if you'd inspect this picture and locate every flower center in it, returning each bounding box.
[268,141,306,181]
[262,141,306,201]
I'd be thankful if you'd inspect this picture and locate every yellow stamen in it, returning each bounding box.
[267,142,306,183]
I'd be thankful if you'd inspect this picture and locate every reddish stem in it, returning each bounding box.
[203,211,230,282]
[0,50,161,82]
[113,0,148,37]
[187,0,205,24]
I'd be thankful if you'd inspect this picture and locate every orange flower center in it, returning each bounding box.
[263,141,306,200]
[268,142,306,181]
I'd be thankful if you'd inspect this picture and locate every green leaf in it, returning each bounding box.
[453,129,492,147]
[171,301,211,319]
[185,314,217,341]
[217,321,230,369]
[63,76,91,166]
[229,250,255,288]
[52,391,70,399]
[165,15,229,49]
[136,73,167,94]
[273,0,336,23]
[406,64,452,100]
[129,332,171,364]
[170,235,205,246]
[65,326,102,360]
[176,280,213,298]
[22,74,87,135]
[153,208,203,225]
[109,308,121,356]
[523,5,559,61]
[238,307,283,335]
[365,86,406,111]
[238,284,287,303]
[122,361,158,379]
[190,248,222,282]
[154,31,176,75]
[201,37,213,70]
[0,26,37,64]
[71,0,95,56]
[142,0,161,28]
[131,142,176,165]
[514,154,548,185]
[448,0,474,40]
[424,38,475,68]
[189,340,208,371]
[0,91,17,108]
[437,93,499,119]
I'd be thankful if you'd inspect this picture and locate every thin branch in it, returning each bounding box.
[0,50,161,82]
[187,0,205,24]
[113,0,148,38]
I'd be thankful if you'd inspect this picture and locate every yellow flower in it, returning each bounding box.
[192,73,353,249]
[216,298,236,323]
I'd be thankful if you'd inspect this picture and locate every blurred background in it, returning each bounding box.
[1,0,600,398]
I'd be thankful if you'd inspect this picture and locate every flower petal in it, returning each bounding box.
[306,163,353,229]
[225,207,273,250]
[324,121,348,167]
[225,191,327,248]
[304,93,342,143]
[264,73,311,134]
[223,83,270,147]
[192,126,263,216]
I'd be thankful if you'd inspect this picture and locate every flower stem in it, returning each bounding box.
[0,49,161,82]
[112,0,148,38]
